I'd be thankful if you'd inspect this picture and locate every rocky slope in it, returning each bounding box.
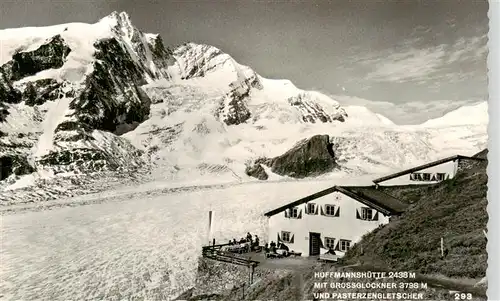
[0,11,488,202]
[245,134,338,180]
[0,12,161,185]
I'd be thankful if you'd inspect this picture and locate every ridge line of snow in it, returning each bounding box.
[419,101,488,127]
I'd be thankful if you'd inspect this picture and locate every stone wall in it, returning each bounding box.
[191,257,290,297]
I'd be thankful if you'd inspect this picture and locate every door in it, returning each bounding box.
[309,232,321,256]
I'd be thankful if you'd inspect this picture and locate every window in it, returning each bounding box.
[339,239,351,252]
[281,231,291,243]
[325,205,336,216]
[325,237,335,249]
[411,172,448,182]
[307,203,316,214]
[285,207,302,219]
[357,207,378,221]
[361,207,373,220]
[410,173,422,181]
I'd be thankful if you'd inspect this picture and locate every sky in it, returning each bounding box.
[0,0,489,124]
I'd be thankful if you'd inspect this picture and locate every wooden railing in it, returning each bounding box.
[202,245,259,267]
[202,242,232,250]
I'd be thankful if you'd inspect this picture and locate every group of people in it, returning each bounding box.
[264,241,289,254]
[227,232,260,252]
[224,233,292,255]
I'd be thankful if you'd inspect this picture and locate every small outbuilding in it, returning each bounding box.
[372,154,486,186]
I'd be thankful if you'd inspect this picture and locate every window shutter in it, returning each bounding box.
[356,209,361,220]
[315,205,319,215]
[319,237,325,249]
[277,232,281,243]
[372,211,379,221]
[334,240,340,251]
[320,205,325,215]
[298,209,302,219]
[335,206,340,217]
[290,234,294,244]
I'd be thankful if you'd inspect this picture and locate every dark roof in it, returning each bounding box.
[372,155,486,184]
[264,185,407,217]
[337,186,408,215]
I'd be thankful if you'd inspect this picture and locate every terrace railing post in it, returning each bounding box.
[249,263,255,284]
[440,237,444,258]
[248,264,251,284]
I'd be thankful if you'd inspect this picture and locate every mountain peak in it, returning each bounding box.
[99,11,136,41]
[101,11,132,24]
[172,42,248,82]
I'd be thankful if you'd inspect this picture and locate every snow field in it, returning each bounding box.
[1,177,374,300]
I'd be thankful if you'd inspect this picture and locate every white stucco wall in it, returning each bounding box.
[266,190,390,257]
[375,160,459,186]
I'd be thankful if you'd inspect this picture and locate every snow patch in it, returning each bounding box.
[4,173,37,190]
[33,97,72,158]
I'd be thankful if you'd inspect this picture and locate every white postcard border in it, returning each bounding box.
[487,1,499,300]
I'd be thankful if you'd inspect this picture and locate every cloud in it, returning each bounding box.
[365,46,447,82]
[329,95,479,125]
[347,33,487,84]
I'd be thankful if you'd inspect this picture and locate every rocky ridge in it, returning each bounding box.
[245,134,338,180]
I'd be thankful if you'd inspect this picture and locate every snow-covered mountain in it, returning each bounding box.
[420,102,488,127]
[0,11,488,200]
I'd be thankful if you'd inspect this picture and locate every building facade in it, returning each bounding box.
[264,186,407,257]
